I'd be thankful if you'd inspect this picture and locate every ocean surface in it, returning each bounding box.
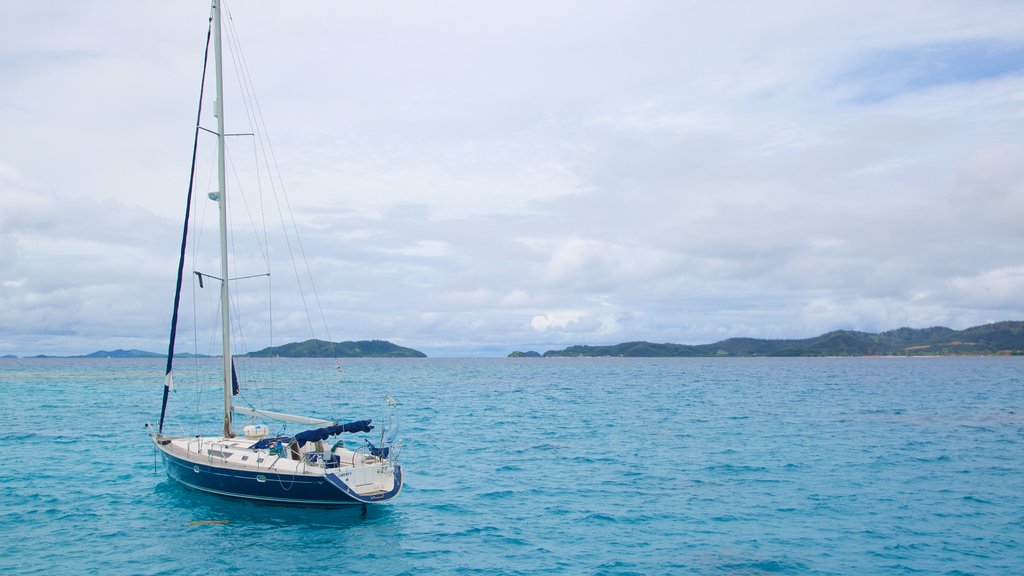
[0,356,1021,575]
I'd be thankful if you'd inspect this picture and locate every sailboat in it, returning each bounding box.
[147,0,402,506]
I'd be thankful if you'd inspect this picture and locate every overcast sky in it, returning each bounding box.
[2,1,1023,357]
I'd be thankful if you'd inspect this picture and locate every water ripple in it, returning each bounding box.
[0,357,1022,574]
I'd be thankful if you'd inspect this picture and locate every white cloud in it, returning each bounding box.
[531,309,621,337]
[950,266,1024,308]
[376,240,451,258]
[3,1,1024,356]
[531,311,584,332]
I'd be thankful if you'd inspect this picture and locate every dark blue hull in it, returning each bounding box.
[160,448,402,507]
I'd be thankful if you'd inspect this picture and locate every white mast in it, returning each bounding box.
[212,0,233,438]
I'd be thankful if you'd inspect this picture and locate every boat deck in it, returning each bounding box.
[157,434,378,477]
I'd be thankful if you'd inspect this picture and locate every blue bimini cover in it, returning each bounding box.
[249,436,292,450]
[294,420,374,447]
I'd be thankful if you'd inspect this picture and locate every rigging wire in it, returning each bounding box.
[225,143,271,267]
[171,2,367,432]
[167,1,357,437]
[183,110,219,436]
[223,144,259,398]
[220,0,277,398]
[220,9,273,407]
[222,1,339,401]
[191,270,203,436]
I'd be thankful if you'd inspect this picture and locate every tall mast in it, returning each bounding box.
[212,0,233,438]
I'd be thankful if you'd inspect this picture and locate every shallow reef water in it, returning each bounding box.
[0,356,1021,574]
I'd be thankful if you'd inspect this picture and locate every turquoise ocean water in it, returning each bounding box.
[0,357,1021,574]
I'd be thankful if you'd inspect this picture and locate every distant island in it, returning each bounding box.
[244,339,426,358]
[26,349,167,359]
[11,339,426,359]
[510,321,1024,357]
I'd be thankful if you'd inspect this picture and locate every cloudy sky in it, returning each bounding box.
[2,1,1023,357]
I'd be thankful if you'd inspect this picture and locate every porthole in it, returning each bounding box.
[193,466,200,473]
[256,475,266,483]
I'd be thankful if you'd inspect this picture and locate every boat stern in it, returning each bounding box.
[325,461,403,503]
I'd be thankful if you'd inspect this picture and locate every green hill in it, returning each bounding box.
[78,349,164,359]
[244,339,426,358]
[547,341,703,357]
[539,322,1024,357]
[24,340,423,359]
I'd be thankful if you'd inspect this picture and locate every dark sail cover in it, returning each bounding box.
[249,436,291,450]
[294,420,374,447]
[158,22,213,435]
